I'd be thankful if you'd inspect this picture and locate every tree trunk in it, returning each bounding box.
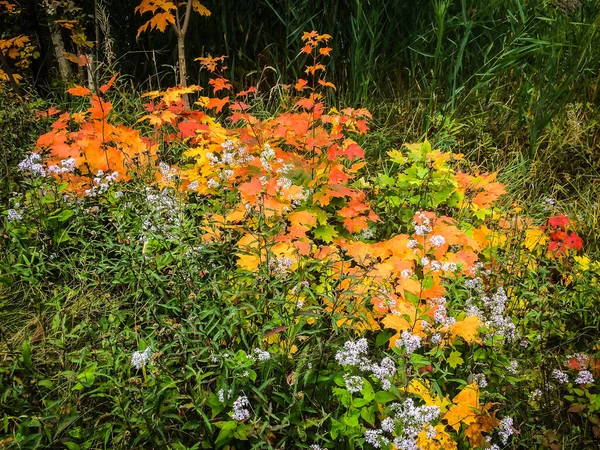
[49,23,72,82]
[177,34,187,87]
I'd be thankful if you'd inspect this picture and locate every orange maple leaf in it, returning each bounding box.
[67,85,91,96]
[209,77,232,93]
[206,97,229,113]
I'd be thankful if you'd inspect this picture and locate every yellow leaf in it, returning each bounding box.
[416,424,458,450]
[408,379,451,412]
[192,0,211,15]
[449,315,482,344]
[236,253,261,272]
[443,382,479,431]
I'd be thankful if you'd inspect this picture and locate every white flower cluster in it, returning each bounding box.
[473,373,488,388]
[395,331,422,355]
[344,374,364,393]
[498,416,514,445]
[507,360,519,375]
[288,187,309,207]
[204,140,254,188]
[363,398,439,450]
[530,389,542,400]
[131,347,152,370]
[335,338,370,369]
[542,197,555,211]
[429,235,445,247]
[47,157,76,175]
[232,395,250,421]
[432,297,455,327]
[358,228,374,240]
[140,188,184,241]
[464,276,484,292]
[466,287,518,342]
[217,388,233,403]
[413,212,432,236]
[18,153,46,177]
[364,429,389,448]
[85,170,120,197]
[211,140,254,167]
[259,144,275,171]
[574,370,594,385]
[7,209,22,222]
[187,180,199,191]
[268,256,294,275]
[552,369,569,384]
[335,339,397,390]
[566,353,590,367]
[420,257,457,274]
[252,348,271,362]
[370,357,396,390]
[159,161,179,182]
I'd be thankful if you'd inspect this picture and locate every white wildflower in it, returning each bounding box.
[131,347,152,370]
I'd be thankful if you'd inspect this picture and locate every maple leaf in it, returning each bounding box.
[209,77,232,93]
[443,382,480,431]
[342,142,364,160]
[239,177,263,198]
[237,253,261,272]
[205,97,229,113]
[229,101,250,111]
[100,73,118,94]
[416,424,457,450]
[464,403,500,447]
[137,11,176,36]
[447,350,464,369]
[191,0,211,15]
[295,98,315,110]
[63,52,90,66]
[318,79,336,90]
[565,232,583,250]
[195,54,226,72]
[237,86,256,97]
[449,315,482,344]
[67,85,91,96]
[313,225,338,243]
[548,214,569,229]
[295,79,309,91]
[408,379,451,411]
[288,210,318,229]
[178,120,206,137]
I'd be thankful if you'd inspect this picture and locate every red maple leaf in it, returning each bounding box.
[564,232,583,250]
[548,214,569,229]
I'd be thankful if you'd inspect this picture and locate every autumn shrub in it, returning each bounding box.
[1,31,599,450]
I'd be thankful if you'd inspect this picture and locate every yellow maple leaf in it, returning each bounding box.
[443,382,479,431]
[288,210,318,229]
[408,379,451,412]
[416,423,458,450]
[449,315,482,344]
[236,253,261,272]
[192,0,211,15]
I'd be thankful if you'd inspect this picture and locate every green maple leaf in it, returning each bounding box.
[313,225,338,243]
[448,350,464,369]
